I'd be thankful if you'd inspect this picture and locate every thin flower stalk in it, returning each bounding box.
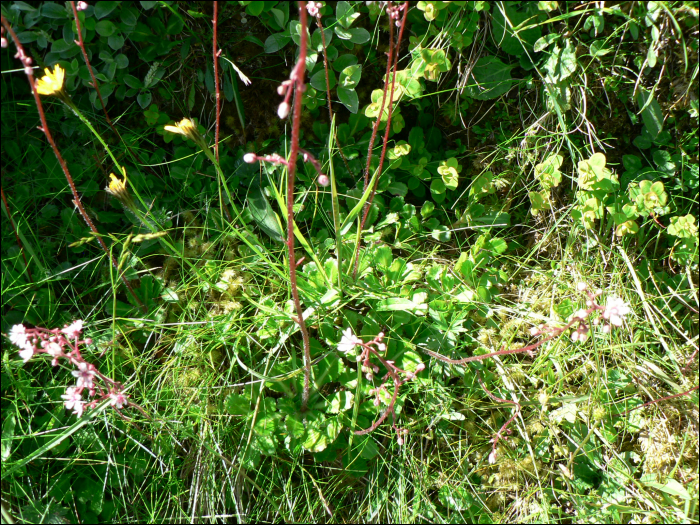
[285,1,313,412]
[69,2,162,183]
[314,11,353,177]
[337,328,424,441]
[352,2,408,279]
[0,15,145,313]
[6,322,134,418]
[1,186,32,282]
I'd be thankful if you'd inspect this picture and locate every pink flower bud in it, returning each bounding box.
[243,153,257,163]
[278,102,290,119]
[317,174,330,187]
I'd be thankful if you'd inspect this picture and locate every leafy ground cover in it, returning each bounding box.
[1,1,698,523]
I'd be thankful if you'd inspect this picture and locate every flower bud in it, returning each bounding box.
[317,174,330,187]
[243,153,257,163]
[278,102,290,119]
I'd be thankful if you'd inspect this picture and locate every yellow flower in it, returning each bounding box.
[105,172,136,212]
[35,64,65,96]
[106,172,127,197]
[164,118,201,142]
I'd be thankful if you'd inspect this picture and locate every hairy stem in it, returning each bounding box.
[288,2,312,412]
[1,15,146,313]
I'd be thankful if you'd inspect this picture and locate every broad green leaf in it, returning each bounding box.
[247,183,284,243]
[95,20,117,37]
[338,87,359,113]
[636,88,663,139]
[332,54,358,72]
[465,56,516,100]
[264,33,290,53]
[310,69,336,91]
[340,168,381,234]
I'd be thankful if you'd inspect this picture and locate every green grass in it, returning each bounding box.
[2,1,698,523]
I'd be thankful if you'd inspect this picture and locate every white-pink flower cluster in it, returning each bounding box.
[602,297,630,327]
[306,1,323,18]
[338,327,363,353]
[6,322,128,417]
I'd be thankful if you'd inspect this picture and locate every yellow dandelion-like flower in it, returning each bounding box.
[106,173,128,198]
[164,118,202,143]
[35,64,65,96]
[105,172,137,213]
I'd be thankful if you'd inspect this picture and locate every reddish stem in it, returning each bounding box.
[612,385,698,417]
[69,2,161,181]
[288,2,312,412]
[1,186,33,282]
[213,2,221,165]
[315,14,353,177]
[352,2,409,279]
[1,15,146,313]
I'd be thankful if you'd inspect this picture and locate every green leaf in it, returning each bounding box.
[332,54,358,72]
[492,1,543,56]
[51,38,76,53]
[465,56,516,100]
[338,87,359,113]
[166,15,185,35]
[41,2,68,18]
[327,391,354,414]
[430,177,446,195]
[225,393,251,416]
[247,183,285,243]
[95,20,117,37]
[310,69,336,91]
[94,1,118,19]
[349,27,370,44]
[136,91,152,109]
[247,2,266,16]
[636,88,663,139]
[124,74,143,89]
[376,297,427,315]
[264,33,291,53]
[643,479,691,500]
[107,33,125,51]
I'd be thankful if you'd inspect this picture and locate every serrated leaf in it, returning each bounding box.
[327,391,354,414]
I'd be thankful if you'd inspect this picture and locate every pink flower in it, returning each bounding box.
[72,361,96,389]
[602,297,630,327]
[488,449,497,464]
[109,391,128,409]
[18,346,34,363]
[317,174,330,187]
[243,153,257,163]
[571,324,589,343]
[9,324,29,348]
[61,387,85,416]
[306,1,323,17]
[338,327,362,353]
[76,1,88,11]
[277,101,290,119]
[62,319,83,339]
